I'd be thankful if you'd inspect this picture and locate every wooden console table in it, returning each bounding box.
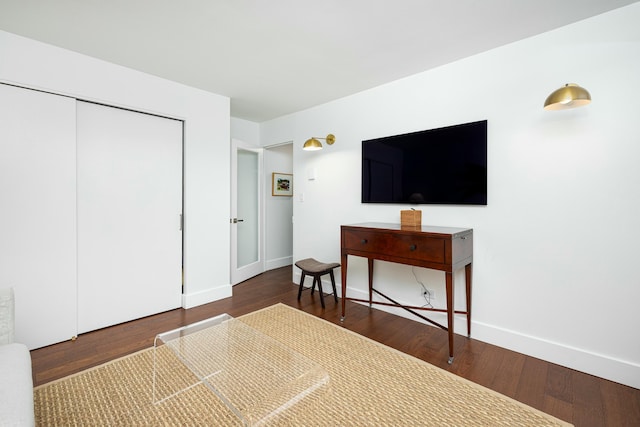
[340,222,473,363]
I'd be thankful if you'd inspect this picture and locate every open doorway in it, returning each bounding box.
[264,143,293,271]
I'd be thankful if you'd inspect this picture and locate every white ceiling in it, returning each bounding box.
[0,0,637,122]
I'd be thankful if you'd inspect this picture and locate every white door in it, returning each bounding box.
[76,101,183,333]
[231,139,263,284]
[0,84,78,349]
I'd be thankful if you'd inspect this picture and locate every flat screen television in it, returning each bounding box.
[362,120,487,205]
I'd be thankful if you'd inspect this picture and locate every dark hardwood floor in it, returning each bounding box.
[31,266,640,426]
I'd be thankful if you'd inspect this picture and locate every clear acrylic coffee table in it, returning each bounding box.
[152,313,330,426]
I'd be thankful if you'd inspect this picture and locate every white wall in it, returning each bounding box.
[231,117,260,145]
[261,4,640,388]
[0,30,232,309]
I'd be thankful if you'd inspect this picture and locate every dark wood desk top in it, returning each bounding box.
[343,222,472,238]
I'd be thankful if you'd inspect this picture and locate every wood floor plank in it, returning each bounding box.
[488,347,526,397]
[572,372,604,427]
[546,364,574,403]
[518,357,547,395]
[30,266,640,427]
[544,394,574,426]
[600,380,640,427]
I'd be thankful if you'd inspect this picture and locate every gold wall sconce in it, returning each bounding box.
[544,83,591,110]
[303,134,336,151]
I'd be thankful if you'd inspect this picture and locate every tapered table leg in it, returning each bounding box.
[340,253,348,322]
[445,271,454,364]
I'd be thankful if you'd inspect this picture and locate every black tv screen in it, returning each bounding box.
[362,120,487,205]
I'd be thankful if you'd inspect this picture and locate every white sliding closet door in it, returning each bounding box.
[77,101,182,333]
[0,84,78,349]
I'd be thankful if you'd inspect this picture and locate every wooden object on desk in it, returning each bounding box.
[400,209,422,227]
[340,222,473,364]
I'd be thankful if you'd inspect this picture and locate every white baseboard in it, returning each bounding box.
[181,284,232,309]
[341,286,640,389]
[265,256,292,271]
[472,320,640,390]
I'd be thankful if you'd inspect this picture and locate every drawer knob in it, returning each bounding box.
[409,244,417,251]
[361,239,368,244]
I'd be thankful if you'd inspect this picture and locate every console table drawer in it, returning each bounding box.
[343,229,445,263]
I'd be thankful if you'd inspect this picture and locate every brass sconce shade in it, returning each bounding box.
[544,83,591,110]
[303,133,336,151]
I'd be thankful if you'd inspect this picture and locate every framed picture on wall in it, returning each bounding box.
[272,172,293,196]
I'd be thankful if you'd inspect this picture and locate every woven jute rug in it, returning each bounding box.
[34,304,571,426]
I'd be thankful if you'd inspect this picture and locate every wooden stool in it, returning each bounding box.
[295,258,340,308]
